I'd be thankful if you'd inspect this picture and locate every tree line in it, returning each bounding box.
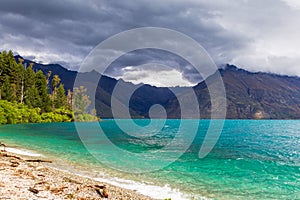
[0,50,98,124]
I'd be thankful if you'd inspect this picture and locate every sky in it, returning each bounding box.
[0,0,300,86]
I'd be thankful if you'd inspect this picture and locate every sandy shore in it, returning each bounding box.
[0,150,154,200]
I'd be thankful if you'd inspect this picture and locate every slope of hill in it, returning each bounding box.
[16,56,300,119]
[221,65,300,119]
[166,65,300,119]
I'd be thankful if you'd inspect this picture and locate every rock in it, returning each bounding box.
[17,169,24,173]
[37,173,45,177]
[101,188,109,198]
[67,193,75,198]
[50,186,67,194]
[94,184,105,189]
[50,188,60,194]
[28,187,39,194]
[35,181,48,185]
[95,187,109,198]
[10,162,19,167]
[36,166,45,171]
[92,184,109,198]
[63,176,81,184]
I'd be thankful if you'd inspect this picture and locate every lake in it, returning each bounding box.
[0,120,299,199]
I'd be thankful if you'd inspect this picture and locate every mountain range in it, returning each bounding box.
[15,56,300,119]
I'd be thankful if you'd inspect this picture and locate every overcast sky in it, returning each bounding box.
[1,0,300,86]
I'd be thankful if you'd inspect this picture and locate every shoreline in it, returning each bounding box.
[0,145,194,200]
[0,148,154,200]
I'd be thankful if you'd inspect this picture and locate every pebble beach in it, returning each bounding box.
[0,150,154,200]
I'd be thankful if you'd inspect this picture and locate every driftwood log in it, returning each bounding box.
[1,153,22,160]
[25,159,52,163]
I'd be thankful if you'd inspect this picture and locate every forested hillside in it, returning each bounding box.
[0,50,98,124]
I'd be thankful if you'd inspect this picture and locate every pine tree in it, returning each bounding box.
[54,84,67,109]
[1,76,15,101]
[0,51,25,103]
[1,51,19,83]
[1,51,18,80]
[25,65,36,88]
[0,51,17,91]
[35,70,52,112]
[25,85,41,108]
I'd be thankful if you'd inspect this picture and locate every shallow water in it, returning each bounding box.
[0,120,299,199]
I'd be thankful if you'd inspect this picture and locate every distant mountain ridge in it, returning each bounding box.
[15,55,300,119]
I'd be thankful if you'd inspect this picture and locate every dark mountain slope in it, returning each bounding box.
[166,64,300,119]
[15,56,300,119]
[14,56,176,118]
[220,65,300,119]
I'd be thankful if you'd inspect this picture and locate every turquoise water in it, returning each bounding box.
[0,120,299,199]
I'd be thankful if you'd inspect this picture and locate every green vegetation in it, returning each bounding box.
[0,50,99,125]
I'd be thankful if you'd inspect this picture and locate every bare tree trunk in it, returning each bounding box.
[52,88,56,109]
[0,69,2,100]
[20,79,24,103]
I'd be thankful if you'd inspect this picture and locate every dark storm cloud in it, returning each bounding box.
[0,0,300,85]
